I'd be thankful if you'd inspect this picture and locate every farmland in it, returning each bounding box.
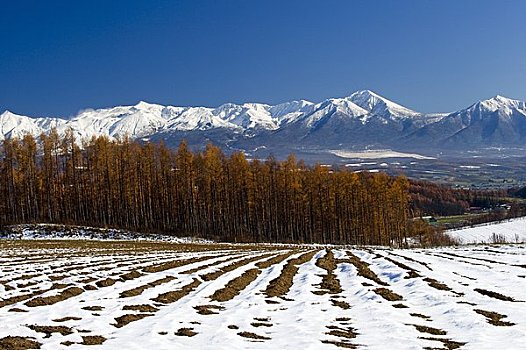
[0,240,525,349]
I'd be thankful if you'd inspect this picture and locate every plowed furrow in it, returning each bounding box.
[264,250,317,297]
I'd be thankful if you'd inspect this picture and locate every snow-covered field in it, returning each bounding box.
[1,240,525,349]
[447,216,526,244]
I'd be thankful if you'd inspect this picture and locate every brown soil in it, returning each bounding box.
[113,313,154,328]
[122,304,159,313]
[251,322,273,327]
[264,250,317,297]
[321,340,358,348]
[228,325,239,329]
[237,331,271,340]
[474,288,517,302]
[151,278,201,304]
[1,283,15,291]
[420,337,466,350]
[423,277,452,291]
[194,304,225,315]
[335,317,351,322]
[120,270,143,281]
[19,274,39,281]
[80,335,106,345]
[180,254,243,274]
[25,287,84,307]
[17,281,39,289]
[410,313,431,320]
[120,276,176,298]
[255,251,297,269]
[0,336,41,350]
[474,309,515,326]
[8,308,28,313]
[81,306,104,311]
[412,324,447,335]
[0,291,43,308]
[373,288,403,301]
[27,325,73,338]
[49,283,70,290]
[200,253,275,282]
[95,278,116,288]
[49,274,68,282]
[344,252,388,286]
[77,277,97,284]
[142,255,217,273]
[315,250,343,294]
[174,328,197,337]
[52,316,82,322]
[332,299,351,309]
[60,341,75,346]
[210,268,260,302]
[83,285,98,291]
[326,325,358,339]
[392,303,409,308]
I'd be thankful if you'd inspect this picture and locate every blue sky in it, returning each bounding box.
[1,0,525,117]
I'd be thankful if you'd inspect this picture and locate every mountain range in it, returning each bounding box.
[2,90,526,159]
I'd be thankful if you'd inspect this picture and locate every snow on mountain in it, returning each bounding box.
[213,103,279,130]
[165,106,237,131]
[348,90,420,119]
[299,98,369,128]
[0,111,44,140]
[405,94,526,149]
[1,92,526,153]
[478,95,526,114]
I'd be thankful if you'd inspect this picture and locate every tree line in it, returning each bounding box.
[0,130,411,246]
[409,180,505,216]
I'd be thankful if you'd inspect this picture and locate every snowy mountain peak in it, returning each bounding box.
[348,90,420,118]
[477,95,524,113]
[134,100,161,109]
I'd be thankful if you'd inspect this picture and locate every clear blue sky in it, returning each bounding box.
[2,0,525,117]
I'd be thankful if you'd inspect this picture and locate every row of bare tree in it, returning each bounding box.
[0,131,411,245]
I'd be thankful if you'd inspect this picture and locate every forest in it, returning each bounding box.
[0,130,413,246]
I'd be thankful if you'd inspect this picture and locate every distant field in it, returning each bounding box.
[0,240,525,349]
[446,216,526,244]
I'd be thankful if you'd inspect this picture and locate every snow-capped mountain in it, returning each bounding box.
[405,95,526,149]
[1,91,525,157]
[348,90,420,119]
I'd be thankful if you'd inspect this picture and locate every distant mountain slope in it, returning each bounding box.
[2,91,526,156]
[404,95,526,149]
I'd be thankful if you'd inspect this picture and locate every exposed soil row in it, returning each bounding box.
[314,250,343,295]
[119,276,176,298]
[142,254,223,273]
[25,287,84,307]
[151,278,201,304]
[209,251,299,302]
[179,253,249,274]
[341,252,388,286]
[474,309,515,326]
[264,250,317,297]
[199,253,276,282]
[210,268,260,302]
[473,288,519,302]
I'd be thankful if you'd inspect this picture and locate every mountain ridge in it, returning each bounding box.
[2,91,526,156]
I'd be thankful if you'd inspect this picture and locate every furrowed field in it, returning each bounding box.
[0,240,525,350]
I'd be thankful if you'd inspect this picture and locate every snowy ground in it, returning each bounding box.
[1,240,525,349]
[446,216,526,244]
